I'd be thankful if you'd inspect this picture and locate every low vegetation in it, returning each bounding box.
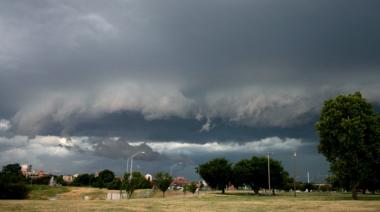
[0,191,380,211]
[27,185,69,200]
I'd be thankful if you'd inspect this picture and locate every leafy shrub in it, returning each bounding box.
[0,183,29,199]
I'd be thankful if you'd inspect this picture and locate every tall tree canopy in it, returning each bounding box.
[232,156,288,194]
[93,169,115,188]
[316,92,380,199]
[197,158,232,194]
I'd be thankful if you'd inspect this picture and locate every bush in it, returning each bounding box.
[0,183,29,199]
[106,178,121,190]
[31,175,52,185]
[186,182,197,194]
[0,164,30,199]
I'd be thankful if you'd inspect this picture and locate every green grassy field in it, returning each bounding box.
[1,187,379,211]
[26,185,70,200]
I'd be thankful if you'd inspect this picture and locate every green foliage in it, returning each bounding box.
[282,177,303,192]
[26,185,69,200]
[316,92,380,199]
[55,175,67,186]
[31,175,52,185]
[87,170,115,188]
[197,158,232,194]
[73,170,116,189]
[232,156,289,194]
[185,182,197,194]
[123,171,151,198]
[1,164,26,183]
[154,172,172,198]
[97,170,115,185]
[0,182,29,199]
[302,183,316,192]
[106,178,121,190]
[269,159,289,194]
[2,164,23,176]
[0,164,29,199]
[72,173,94,187]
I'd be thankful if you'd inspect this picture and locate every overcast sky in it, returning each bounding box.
[1,0,379,181]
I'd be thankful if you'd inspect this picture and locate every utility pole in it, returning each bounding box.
[267,153,271,193]
[129,151,145,182]
[293,151,297,197]
[307,171,310,184]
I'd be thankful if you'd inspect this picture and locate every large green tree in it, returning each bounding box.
[316,92,380,200]
[93,169,115,188]
[232,156,288,195]
[197,158,232,194]
[268,158,289,195]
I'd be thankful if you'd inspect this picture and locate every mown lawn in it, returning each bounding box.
[1,189,380,211]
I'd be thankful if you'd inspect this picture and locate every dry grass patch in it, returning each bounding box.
[0,191,379,212]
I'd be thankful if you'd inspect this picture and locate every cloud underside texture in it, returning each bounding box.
[0,1,377,180]
[0,135,327,181]
[0,0,379,137]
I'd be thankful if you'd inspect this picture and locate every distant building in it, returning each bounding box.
[20,164,32,176]
[171,176,189,189]
[145,174,153,182]
[63,175,74,183]
[37,170,46,177]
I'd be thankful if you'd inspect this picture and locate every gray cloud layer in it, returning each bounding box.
[1,1,380,136]
[0,0,379,180]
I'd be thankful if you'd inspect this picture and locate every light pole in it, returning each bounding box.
[129,151,145,181]
[170,162,182,176]
[293,151,297,197]
[126,158,131,175]
[267,153,271,193]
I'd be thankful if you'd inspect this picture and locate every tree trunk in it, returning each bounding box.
[253,189,259,194]
[272,188,275,195]
[222,187,225,194]
[352,185,358,200]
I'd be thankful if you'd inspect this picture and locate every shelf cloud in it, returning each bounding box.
[0,0,378,180]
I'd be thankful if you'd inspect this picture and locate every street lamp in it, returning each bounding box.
[129,151,145,181]
[267,153,271,193]
[126,158,130,175]
[170,162,182,176]
[293,151,297,197]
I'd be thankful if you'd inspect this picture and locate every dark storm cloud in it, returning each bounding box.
[1,0,379,136]
[0,0,379,180]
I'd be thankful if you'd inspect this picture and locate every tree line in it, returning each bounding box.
[68,170,174,198]
[197,156,293,195]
